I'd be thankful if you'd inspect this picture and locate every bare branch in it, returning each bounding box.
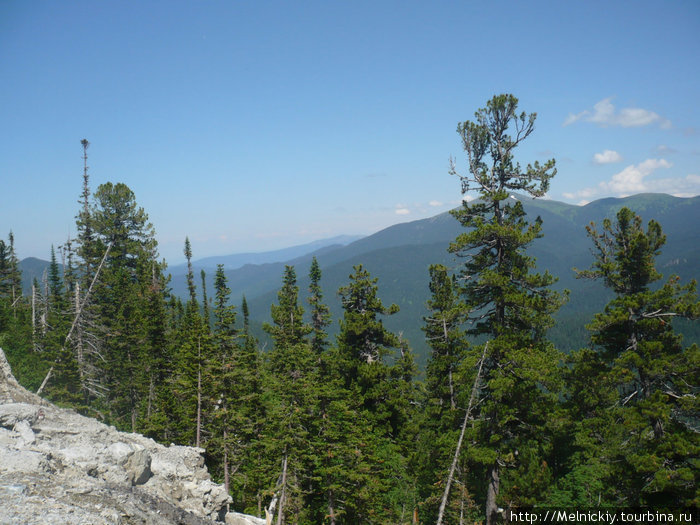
[436,341,489,525]
[37,242,112,396]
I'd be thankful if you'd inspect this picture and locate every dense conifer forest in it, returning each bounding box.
[1,95,698,523]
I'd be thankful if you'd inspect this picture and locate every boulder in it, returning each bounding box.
[0,347,263,525]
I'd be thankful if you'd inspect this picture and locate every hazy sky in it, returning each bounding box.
[2,1,699,263]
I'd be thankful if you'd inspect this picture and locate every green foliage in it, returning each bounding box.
[4,136,699,523]
[331,264,419,522]
[308,256,331,355]
[416,264,470,521]
[264,265,311,348]
[567,207,700,507]
[0,234,42,390]
[261,266,317,521]
[447,94,565,520]
[85,182,163,429]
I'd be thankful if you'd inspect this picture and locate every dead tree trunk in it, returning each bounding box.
[31,283,37,349]
[37,242,111,396]
[485,464,500,525]
[74,283,85,383]
[327,489,336,525]
[436,341,488,525]
[276,452,288,525]
[223,427,230,494]
[196,338,202,449]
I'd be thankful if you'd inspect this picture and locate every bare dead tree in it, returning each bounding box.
[37,242,112,396]
[436,341,489,525]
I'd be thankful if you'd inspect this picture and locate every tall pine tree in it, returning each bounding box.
[448,94,565,522]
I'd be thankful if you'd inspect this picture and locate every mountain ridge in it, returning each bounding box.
[19,193,700,369]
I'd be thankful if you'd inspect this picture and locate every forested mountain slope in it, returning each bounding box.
[21,193,700,369]
[237,193,700,368]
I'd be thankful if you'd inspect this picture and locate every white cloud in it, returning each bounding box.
[593,149,623,164]
[643,173,700,197]
[564,98,671,128]
[429,200,443,207]
[603,158,672,194]
[395,207,410,215]
[655,144,677,155]
[563,159,700,201]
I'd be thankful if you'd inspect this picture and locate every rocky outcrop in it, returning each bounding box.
[0,347,264,525]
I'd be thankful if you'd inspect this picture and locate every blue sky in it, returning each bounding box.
[2,1,699,263]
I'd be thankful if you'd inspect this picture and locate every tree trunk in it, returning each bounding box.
[276,453,288,525]
[42,269,48,336]
[74,284,85,385]
[196,338,202,448]
[436,342,488,525]
[328,488,336,525]
[443,318,456,410]
[223,427,230,493]
[147,375,154,419]
[485,463,500,525]
[31,283,36,336]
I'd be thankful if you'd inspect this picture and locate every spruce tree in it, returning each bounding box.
[88,182,162,430]
[58,237,77,297]
[307,257,331,355]
[263,266,315,523]
[184,237,197,303]
[417,263,471,521]
[75,139,98,284]
[333,264,415,522]
[568,207,700,507]
[235,294,269,517]
[172,237,214,446]
[336,264,400,388]
[264,265,312,348]
[0,233,22,305]
[140,263,173,441]
[0,239,10,299]
[43,245,82,406]
[0,236,36,389]
[448,94,565,522]
[208,264,239,492]
[47,246,65,312]
[7,232,22,308]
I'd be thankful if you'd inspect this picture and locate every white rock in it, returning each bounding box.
[13,419,35,445]
[106,441,133,464]
[0,447,45,473]
[2,346,260,525]
[0,403,39,428]
[124,448,152,485]
[225,512,266,525]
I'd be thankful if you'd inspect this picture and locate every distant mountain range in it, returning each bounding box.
[20,194,700,369]
[168,235,364,273]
